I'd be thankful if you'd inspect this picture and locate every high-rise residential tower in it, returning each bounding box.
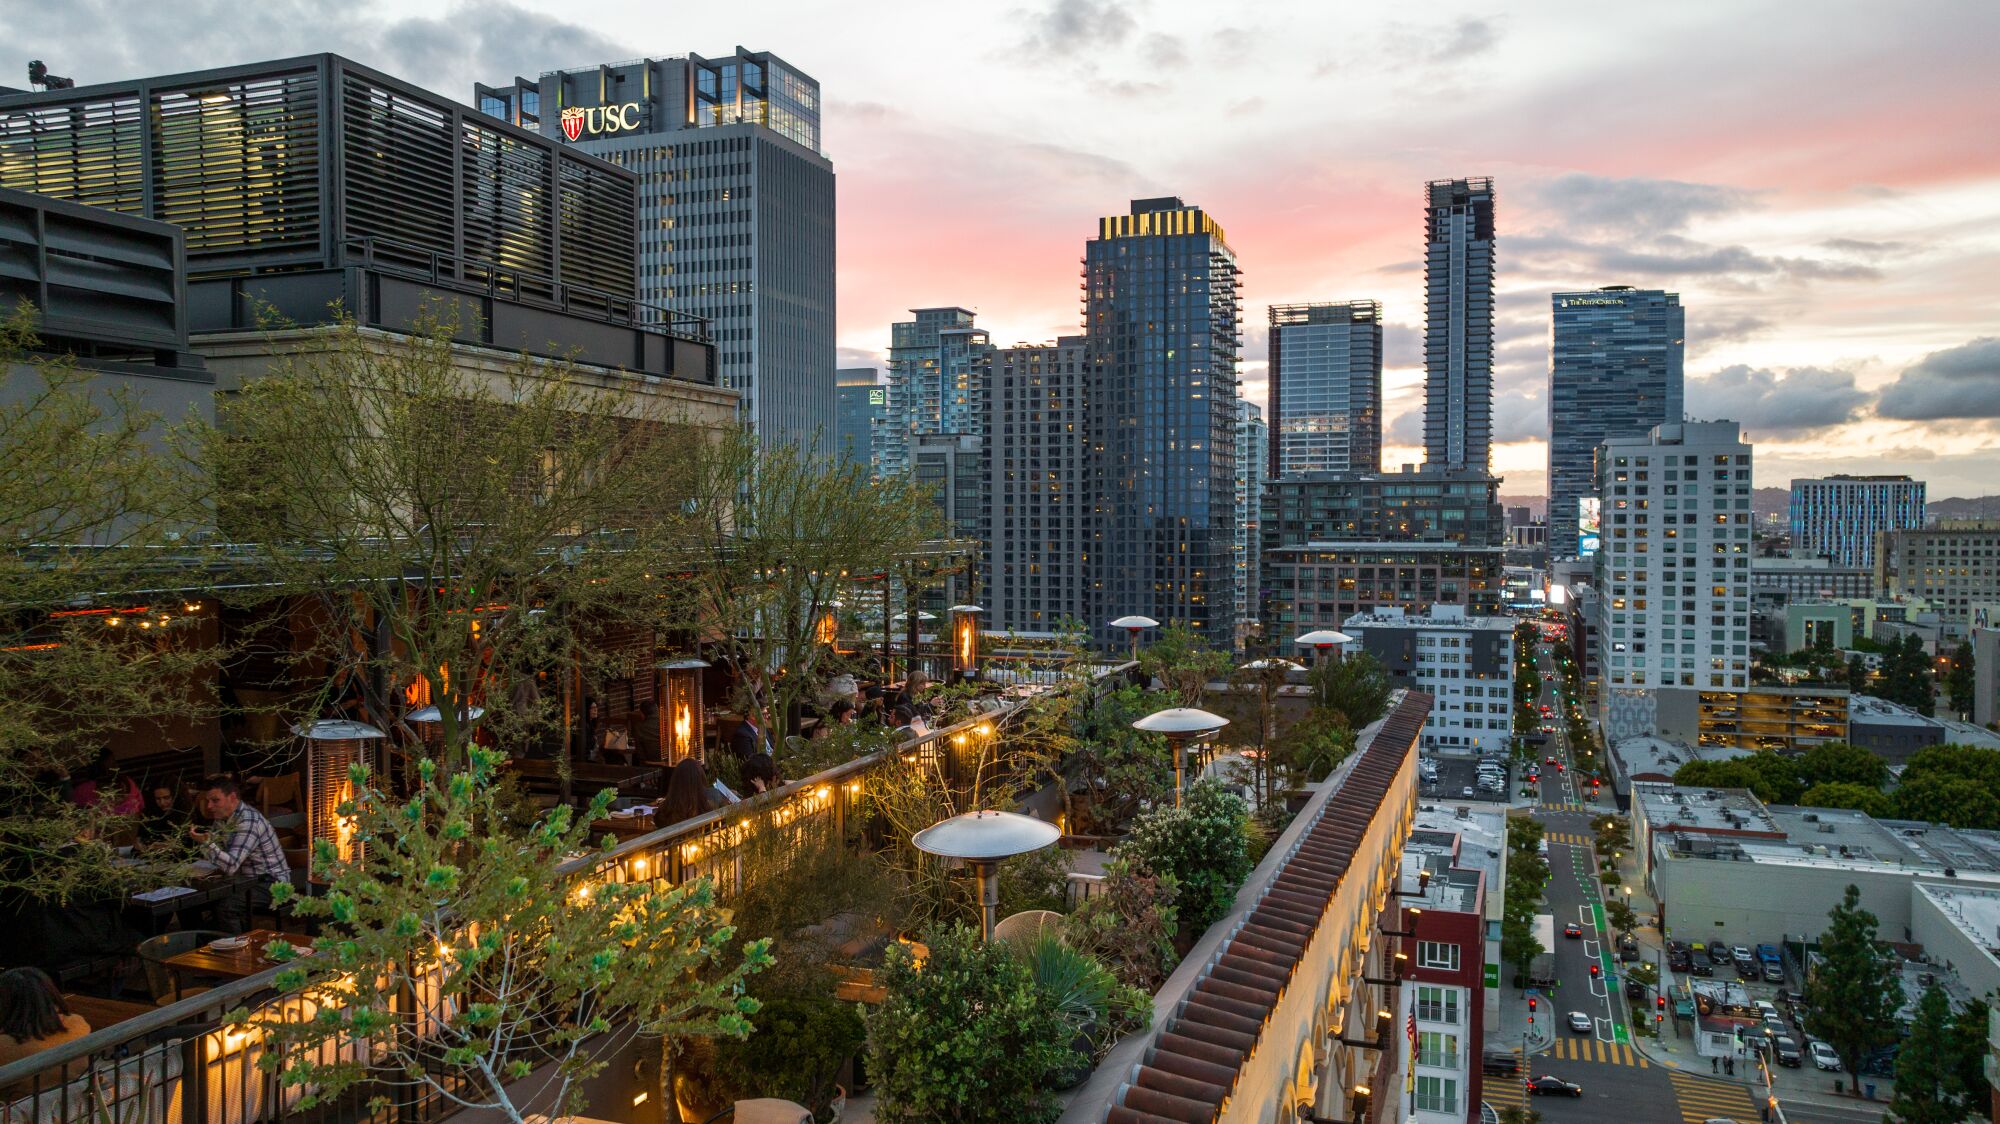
[879,307,992,477]
[834,368,884,472]
[1234,400,1268,646]
[1790,475,1926,570]
[1423,178,1496,472]
[1593,422,1754,737]
[475,51,835,453]
[981,337,1090,634]
[1548,287,1685,557]
[1268,300,1382,477]
[1085,197,1242,650]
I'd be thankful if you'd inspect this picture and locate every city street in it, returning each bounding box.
[1486,636,1763,1124]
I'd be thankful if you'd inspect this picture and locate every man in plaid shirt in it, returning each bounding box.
[195,776,292,933]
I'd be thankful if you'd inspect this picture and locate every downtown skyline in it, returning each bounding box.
[10,0,1997,495]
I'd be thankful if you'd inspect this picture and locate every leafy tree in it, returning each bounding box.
[1,313,214,900]
[1500,912,1544,981]
[1903,744,2000,793]
[1605,899,1640,939]
[1497,1106,1542,1124]
[1671,754,1803,804]
[1946,642,1976,716]
[1803,884,1899,1081]
[1878,634,1937,716]
[1889,984,1967,1124]
[244,747,769,1121]
[1949,996,1992,1110]
[867,924,1073,1124]
[1267,707,1355,788]
[209,313,715,781]
[1798,742,1891,790]
[1846,655,1871,692]
[1893,774,2000,830]
[1138,621,1230,706]
[1066,854,1180,993]
[1308,651,1392,729]
[1508,815,1547,855]
[1799,782,1893,818]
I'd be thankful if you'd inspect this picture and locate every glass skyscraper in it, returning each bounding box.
[835,367,884,472]
[475,51,835,454]
[1548,287,1685,557]
[1423,178,1496,472]
[1268,300,1382,477]
[1085,197,1241,650]
[1234,400,1268,646]
[1790,475,1926,569]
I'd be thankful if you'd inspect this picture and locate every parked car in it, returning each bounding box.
[1625,979,1646,1000]
[1567,1011,1593,1034]
[1756,943,1782,966]
[1808,1040,1842,1071]
[1527,1076,1583,1097]
[1731,945,1754,965]
[1687,961,1714,977]
[1707,943,1732,965]
[1774,1037,1802,1067]
[1762,963,1785,983]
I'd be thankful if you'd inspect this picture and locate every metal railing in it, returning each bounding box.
[0,662,1133,1124]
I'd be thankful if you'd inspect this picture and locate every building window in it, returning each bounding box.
[1415,1075,1458,1113]
[1417,941,1460,971]
[1417,1030,1460,1069]
[1415,985,1459,1023]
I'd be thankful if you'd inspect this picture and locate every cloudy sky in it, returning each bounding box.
[7,0,1998,496]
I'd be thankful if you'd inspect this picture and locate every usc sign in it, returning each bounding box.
[559,102,642,141]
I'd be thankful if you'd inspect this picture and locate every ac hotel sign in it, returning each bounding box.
[559,102,643,141]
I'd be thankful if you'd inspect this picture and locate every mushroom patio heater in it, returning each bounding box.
[404,704,485,752]
[911,810,1061,940]
[1108,614,1158,662]
[1132,707,1229,808]
[656,658,710,763]
[948,604,983,681]
[1293,629,1353,668]
[295,719,386,877]
[1241,658,1304,673]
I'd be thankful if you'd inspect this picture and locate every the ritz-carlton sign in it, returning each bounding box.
[560,102,643,141]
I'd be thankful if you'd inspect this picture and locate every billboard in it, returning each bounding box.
[1578,497,1601,557]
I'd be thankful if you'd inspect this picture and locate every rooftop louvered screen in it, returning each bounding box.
[0,56,638,299]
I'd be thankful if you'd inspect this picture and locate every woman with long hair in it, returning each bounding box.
[660,759,720,825]
[0,967,91,1092]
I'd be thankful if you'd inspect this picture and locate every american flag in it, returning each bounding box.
[1407,1010,1417,1047]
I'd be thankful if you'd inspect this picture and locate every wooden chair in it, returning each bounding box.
[137,930,230,1005]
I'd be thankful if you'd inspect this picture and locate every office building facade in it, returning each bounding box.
[1549,287,1685,557]
[1423,178,1496,473]
[1085,198,1241,650]
[912,432,983,608]
[1262,543,1506,638]
[981,337,1090,635]
[1790,475,1926,570]
[1268,300,1382,476]
[476,51,834,451]
[834,367,884,471]
[1261,469,1504,549]
[1235,400,1268,645]
[1593,422,1754,732]
[1876,521,2000,633]
[879,307,992,476]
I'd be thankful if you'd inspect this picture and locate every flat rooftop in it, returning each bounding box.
[1344,610,1516,632]
[1635,785,1781,835]
[1916,883,2000,960]
[1406,803,1508,915]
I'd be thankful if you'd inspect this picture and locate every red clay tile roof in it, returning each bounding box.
[1101,691,1431,1123]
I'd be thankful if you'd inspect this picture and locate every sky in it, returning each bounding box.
[7,0,1999,497]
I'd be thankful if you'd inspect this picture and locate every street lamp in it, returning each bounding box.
[911,810,1061,940]
[1293,629,1353,668]
[1109,614,1159,662]
[1132,707,1228,808]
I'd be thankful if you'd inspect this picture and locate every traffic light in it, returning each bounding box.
[1589,964,1601,979]
[1656,1012,1664,1024]
[1528,997,1538,1013]
[1656,995,1667,1010]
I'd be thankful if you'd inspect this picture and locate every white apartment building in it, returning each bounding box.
[1343,604,1516,753]
[1593,422,1754,739]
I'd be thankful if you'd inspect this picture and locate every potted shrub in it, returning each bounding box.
[1121,779,1252,937]
[1010,931,1150,1088]
[714,997,865,1122]
[866,924,1073,1124]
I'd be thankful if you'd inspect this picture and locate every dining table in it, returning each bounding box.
[124,871,256,934]
[160,929,316,983]
[61,992,159,1030]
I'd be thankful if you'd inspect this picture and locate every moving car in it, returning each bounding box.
[1809,1040,1842,1071]
[1567,1011,1593,1034]
[1527,1076,1583,1097]
[1481,1050,1521,1076]
[1563,923,1583,939]
[1774,1037,1802,1067]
